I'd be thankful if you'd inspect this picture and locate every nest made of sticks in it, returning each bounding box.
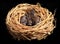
[6,3,55,40]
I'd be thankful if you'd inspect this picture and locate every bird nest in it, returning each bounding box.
[6,3,56,40]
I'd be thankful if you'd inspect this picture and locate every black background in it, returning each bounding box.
[0,0,60,44]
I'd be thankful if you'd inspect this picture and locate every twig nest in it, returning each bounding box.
[6,3,56,40]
